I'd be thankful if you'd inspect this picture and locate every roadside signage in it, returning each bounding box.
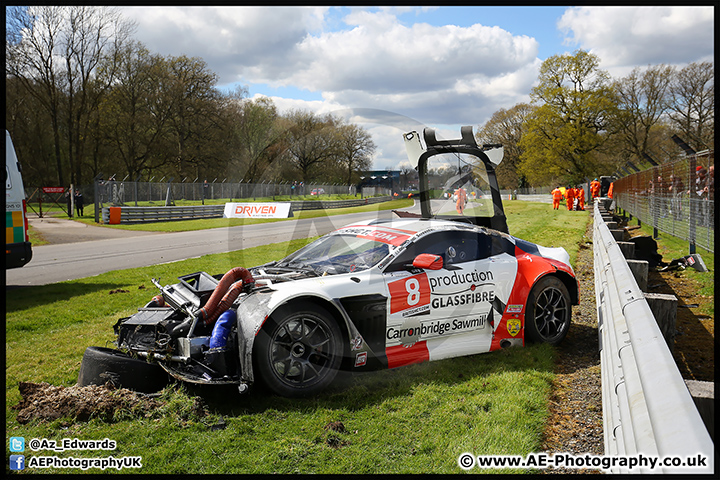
[223,202,292,219]
[42,187,65,194]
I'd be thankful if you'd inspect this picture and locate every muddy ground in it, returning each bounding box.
[648,256,715,382]
[12,381,163,425]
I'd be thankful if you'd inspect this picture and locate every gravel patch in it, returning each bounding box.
[541,213,604,474]
[540,211,714,474]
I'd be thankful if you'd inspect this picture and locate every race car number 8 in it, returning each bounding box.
[388,273,430,314]
[406,278,420,305]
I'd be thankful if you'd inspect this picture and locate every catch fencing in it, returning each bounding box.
[89,180,392,223]
[613,150,714,252]
[24,180,393,222]
[93,179,389,207]
[593,201,714,473]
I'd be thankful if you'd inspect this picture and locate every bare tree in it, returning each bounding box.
[162,55,221,179]
[284,110,340,183]
[614,65,675,164]
[668,61,714,151]
[6,6,67,185]
[335,124,375,186]
[398,165,418,191]
[225,94,287,182]
[477,103,536,189]
[6,6,135,186]
[63,6,135,186]
[98,41,171,180]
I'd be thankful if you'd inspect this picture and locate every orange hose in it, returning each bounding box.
[197,267,254,326]
[204,281,245,325]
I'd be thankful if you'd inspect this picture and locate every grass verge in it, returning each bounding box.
[6,200,589,474]
[503,200,590,266]
[68,198,413,233]
[623,220,714,382]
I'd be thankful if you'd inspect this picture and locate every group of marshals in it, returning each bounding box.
[550,185,586,211]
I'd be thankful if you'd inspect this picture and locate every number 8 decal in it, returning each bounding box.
[389,273,430,314]
[406,278,420,305]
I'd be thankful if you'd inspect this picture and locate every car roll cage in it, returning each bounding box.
[404,126,509,234]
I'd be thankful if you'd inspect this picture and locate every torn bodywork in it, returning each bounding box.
[114,268,266,389]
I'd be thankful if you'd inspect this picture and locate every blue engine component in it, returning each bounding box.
[209,309,236,349]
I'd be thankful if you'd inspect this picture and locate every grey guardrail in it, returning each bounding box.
[289,195,393,211]
[101,196,394,223]
[101,205,225,224]
[593,201,713,473]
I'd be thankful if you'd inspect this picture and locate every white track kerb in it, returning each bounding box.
[593,202,713,474]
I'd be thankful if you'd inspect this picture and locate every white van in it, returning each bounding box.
[5,130,32,268]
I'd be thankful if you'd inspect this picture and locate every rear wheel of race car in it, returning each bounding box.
[77,346,169,393]
[525,276,571,346]
[254,302,343,397]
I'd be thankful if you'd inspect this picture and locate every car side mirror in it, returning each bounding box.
[412,253,443,270]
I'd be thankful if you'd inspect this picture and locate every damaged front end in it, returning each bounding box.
[113,268,256,391]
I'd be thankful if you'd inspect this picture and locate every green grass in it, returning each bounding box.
[629,221,714,318]
[504,200,590,267]
[6,199,590,474]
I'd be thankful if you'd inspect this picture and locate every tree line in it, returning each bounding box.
[5,6,375,189]
[477,51,714,188]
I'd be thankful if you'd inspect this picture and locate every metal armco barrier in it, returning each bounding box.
[101,197,393,224]
[593,202,713,474]
[102,205,225,224]
[289,196,392,211]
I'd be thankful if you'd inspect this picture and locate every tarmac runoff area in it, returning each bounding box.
[27,216,158,245]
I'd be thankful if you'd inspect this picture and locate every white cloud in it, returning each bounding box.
[253,94,344,119]
[122,6,328,85]
[289,15,538,95]
[122,6,541,167]
[118,6,713,170]
[279,10,539,128]
[558,6,714,71]
[122,7,539,104]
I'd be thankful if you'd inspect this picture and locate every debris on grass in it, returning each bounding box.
[12,382,218,427]
[323,421,346,433]
[12,381,159,424]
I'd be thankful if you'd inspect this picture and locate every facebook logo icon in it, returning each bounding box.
[10,455,25,471]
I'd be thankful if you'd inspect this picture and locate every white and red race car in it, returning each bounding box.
[78,127,578,397]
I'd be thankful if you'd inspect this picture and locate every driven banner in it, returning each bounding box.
[223,202,292,219]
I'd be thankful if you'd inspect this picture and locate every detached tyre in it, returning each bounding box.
[525,276,571,345]
[77,346,169,393]
[254,302,343,397]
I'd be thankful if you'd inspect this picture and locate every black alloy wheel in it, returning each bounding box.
[254,302,343,397]
[525,276,571,345]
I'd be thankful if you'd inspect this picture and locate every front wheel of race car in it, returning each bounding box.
[254,302,343,397]
[525,276,571,346]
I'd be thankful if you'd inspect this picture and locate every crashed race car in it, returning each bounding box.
[78,126,578,397]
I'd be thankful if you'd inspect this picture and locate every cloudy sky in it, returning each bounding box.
[120,6,714,170]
